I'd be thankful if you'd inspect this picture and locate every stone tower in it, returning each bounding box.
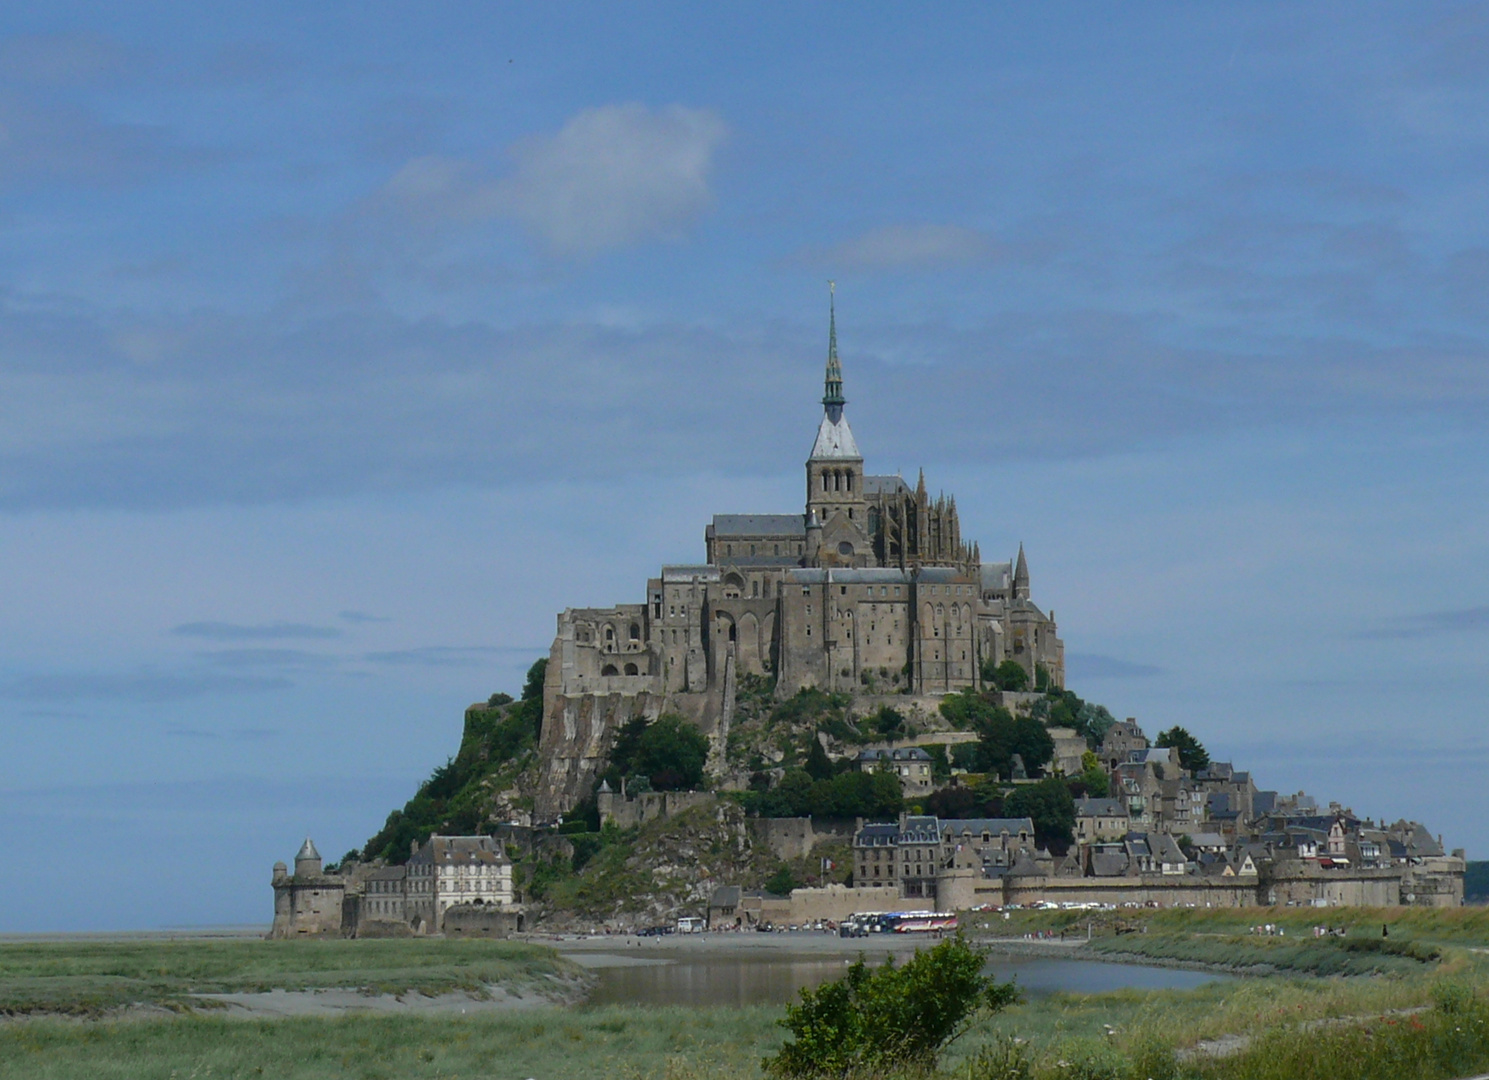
[805,285,871,565]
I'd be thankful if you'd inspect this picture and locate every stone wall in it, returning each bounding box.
[599,789,716,829]
[443,904,526,937]
[787,884,903,923]
[998,874,1261,910]
[1267,865,1407,907]
[748,816,857,861]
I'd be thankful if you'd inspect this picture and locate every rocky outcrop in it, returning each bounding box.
[534,690,664,821]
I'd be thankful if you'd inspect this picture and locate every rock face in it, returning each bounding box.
[534,689,664,821]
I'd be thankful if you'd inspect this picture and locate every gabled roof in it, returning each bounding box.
[1075,797,1127,817]
[711,514,806,538]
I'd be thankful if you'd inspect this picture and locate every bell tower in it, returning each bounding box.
[806,284,866,530]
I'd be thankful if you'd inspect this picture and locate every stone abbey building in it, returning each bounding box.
[537,300,1064,818]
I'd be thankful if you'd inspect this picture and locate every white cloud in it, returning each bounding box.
[502,103,726,255]
[369,103,727,257]
[812,223,998,270]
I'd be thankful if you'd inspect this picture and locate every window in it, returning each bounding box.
[838,541,854,556]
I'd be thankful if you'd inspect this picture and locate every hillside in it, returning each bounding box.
[349,657,1130,923]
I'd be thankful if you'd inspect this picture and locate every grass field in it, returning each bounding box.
[0,938,585,1017]
[3,919,1488,1079]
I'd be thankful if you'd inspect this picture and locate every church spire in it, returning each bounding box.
[822,281,845,423]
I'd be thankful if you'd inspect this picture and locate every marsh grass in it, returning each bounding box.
[0,938,580,1017]
[0,1005,783,1080]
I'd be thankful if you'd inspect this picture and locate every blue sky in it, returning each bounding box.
[2,4,1488,931]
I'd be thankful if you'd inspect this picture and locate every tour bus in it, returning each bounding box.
[886,911,958,933]
[675,916,706,934]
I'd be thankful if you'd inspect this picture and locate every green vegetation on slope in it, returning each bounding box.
[362,659,547,863]
[0,938,581,1018]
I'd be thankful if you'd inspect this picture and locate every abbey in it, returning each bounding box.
[537,300,1064,817]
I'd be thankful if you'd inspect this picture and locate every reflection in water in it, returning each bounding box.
[584,953,1226,1008]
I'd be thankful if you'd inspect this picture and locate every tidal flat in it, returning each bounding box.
[4,910,1489,1079]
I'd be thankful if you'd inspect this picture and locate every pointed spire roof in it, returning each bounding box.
[296,837,320,861]
[808,282,861,461]
[1014,544,1029,585]
[822,281,844,422]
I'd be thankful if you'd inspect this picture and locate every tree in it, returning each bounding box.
[868,705,909,739]
[985,659,1029,692]
[1077,701,1117,748]
[763,936,1019,1078]
[1009,714,1054,777]
[1079,750,1110,798]
[1155,725,1210,773]
[765,865,798,897]
[1005,778,1076,850]
[804,736,835,782]
[635,713,710,791]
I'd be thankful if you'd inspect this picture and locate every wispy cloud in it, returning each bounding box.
[1356,605,1489,640]
[369,102,727,256]
[1066,653,1163,679]
[0,671,290,703]
[164,726,280,741]
[171,621,343,641]
[339,610,391,624]
[802,224,1002,271]
[363,645,533,668]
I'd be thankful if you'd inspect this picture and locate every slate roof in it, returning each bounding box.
[1075,798,1127,817]
[940,817,1035,838]
[409,835,510,867]
[710,514,806,538]
[709,885,742,909]
[809,414,862,459]
[863,474,910,495]
[661,565,720,582]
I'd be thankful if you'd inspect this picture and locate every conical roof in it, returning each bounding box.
[1014,544,1029,584]
[296,837,320,862]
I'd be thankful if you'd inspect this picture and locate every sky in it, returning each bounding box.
[2,3,1488,931]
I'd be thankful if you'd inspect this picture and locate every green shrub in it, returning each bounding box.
[762,936,1018,1078]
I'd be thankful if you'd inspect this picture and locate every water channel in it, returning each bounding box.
[571,943,1228,1008]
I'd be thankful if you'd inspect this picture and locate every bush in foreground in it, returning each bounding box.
[764,935,1018,1078]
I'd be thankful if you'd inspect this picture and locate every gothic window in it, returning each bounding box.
[629,623,640,640]
[605,626,615,643]
[822,472,829,492]
[845,472,852,492]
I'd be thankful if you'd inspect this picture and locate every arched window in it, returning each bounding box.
[845,471,852,492]
[822,471,829,492]
[838,541,854,556]
[605,625,615,643]
[601,664,619,676]
[624,662,638,676]
[629,622,640,641]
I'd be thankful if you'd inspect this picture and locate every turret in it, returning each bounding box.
[805,508,822,563]
[1013,544,1030,601]
[294,837,323,878]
